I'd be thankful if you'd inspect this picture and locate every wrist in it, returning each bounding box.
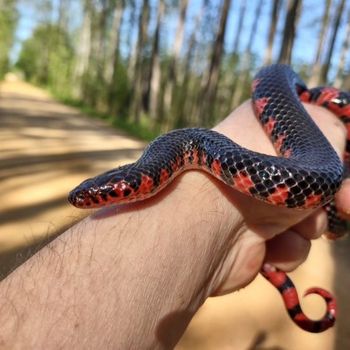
[89,170,245,348]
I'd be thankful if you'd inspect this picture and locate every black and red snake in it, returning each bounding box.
[69,64,350,333]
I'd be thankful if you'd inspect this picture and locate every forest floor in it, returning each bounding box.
[1,76,349,350]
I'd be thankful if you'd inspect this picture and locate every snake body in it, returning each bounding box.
[69,65,350,333]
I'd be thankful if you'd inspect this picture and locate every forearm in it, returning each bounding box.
[0,171,244,349]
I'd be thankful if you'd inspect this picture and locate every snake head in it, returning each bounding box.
[68,178,113,208]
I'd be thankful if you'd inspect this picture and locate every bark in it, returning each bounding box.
[334,8,350,88]
[96,0,110,94]
[232,1,246,54]
[172,0,207,129]
[73,0,92,98]
[131,0,150,123]
[277,0,302,64]
[105,0,125,84]
[86,5,102,106]
[163,0,188,112]
[231,0,263,108]
[228,0,247,111]
[320,0,345,83]
[106,0,125,113]
[149,0,165,118]
[57,0,69,31]
[126,0,138,77]
[263,0,282,65]
[200,0,232,125]
[194,0,219,102]
[308,0,332,86]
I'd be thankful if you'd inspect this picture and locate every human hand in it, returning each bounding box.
[208,100,350,295]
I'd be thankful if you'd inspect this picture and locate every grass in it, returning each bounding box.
[54,94,161,142]
[6,74,162,142]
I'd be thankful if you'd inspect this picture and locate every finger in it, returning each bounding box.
[264,230,311,272]
[292,208,328,240]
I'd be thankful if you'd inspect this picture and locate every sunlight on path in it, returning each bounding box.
[0,77,144,268]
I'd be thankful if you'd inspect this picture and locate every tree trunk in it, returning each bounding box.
[334,8,350,88]
[232,1,246,54]
[106,0,125,114]
[199,0,232,125]
[263,0,281,65]
[149,0,165,118]
[131,0,150,124]
[95,0,110,109]
[163,0,188,113]
[126,0,138,78]
[105,0,125,84]
[320,0,345,83]
[227,0,247,110]
[308,0,332,86]
[57,0,69,31]
[172,0,207,129]
[277,0,302,64]
[73,0,92,98]
[231,0,263,108]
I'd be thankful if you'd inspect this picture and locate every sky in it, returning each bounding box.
[10,0,350,79]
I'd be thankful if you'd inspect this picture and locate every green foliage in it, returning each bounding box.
[0,0,18,79]
[15,0,338,140]
[16,33,45,83]
[57,95,159,141]
[13,1,273,138]
[79,57,131,119]
[16,24,74,96]
[107,60,131,117]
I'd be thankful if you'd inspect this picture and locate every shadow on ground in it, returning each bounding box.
[0,79,144,277]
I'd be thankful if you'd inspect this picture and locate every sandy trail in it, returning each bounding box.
[0,77,349,349]
[0,77,145,275]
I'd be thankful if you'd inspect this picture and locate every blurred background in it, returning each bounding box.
[1,0,350,349]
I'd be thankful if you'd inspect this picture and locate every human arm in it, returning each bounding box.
[0,101,349,349]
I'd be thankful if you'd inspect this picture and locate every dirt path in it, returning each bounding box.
[0,77,349,349]
[0,77,145,275]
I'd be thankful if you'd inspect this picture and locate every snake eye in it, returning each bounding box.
[68,188,87,207]
[123,188,132,196]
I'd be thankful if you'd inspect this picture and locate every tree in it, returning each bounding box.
[231,0,263,108]
[148,0,165,119]
[0,0,18,78]
[334,8,350,88]
[277,0,302,64]
[263,0,282,65]
[131,0,150,123]
[73,0,93,98]
[17,24,74,93]
[231,1,246,54]
[105,0,125,85]
[105,0,126,113]
[163,0,189,114]
[126,0,138,77]
[173,0,207,129]
[320,0,345,83]
[308,0,332,86]
[13,0,350,136]
[228,0,247,110]
[199,0,232,125]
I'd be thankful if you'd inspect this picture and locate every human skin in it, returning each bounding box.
[0,101,349,349]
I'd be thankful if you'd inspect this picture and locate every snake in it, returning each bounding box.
[68,64,350,333]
